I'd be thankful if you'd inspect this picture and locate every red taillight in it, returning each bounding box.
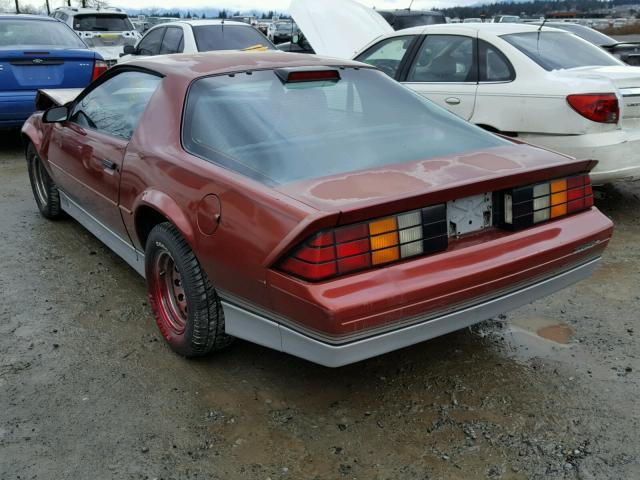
[567,94,619,124]
[92,59,108,82]
[279,205,448,282]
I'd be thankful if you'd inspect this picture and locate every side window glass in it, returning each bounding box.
[159,27,183,54]
[70,71,161,140]
[479,40,514,82]
[407,35,476,83]
[138,28,164,56]
[354,36,414,78]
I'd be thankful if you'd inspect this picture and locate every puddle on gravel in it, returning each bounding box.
[536,324,574,344]
[510,316,574,344]
[476,316,578,364]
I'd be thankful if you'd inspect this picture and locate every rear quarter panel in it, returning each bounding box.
[473,31,619,136]
[119,74,317,306]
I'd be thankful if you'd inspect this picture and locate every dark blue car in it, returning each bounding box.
[0,14,106,128]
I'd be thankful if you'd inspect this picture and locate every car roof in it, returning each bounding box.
[54,7,126,15]
[127,50,367,81]
[532,21,584,28]
[0,14,57,21]
[410,22,566,35]
[152,19,251,27]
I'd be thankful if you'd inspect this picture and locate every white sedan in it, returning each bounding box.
[118,19,275,63]
[291,0,640,184]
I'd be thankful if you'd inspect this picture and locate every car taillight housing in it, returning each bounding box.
[567,94,619,124]
[279,204,448,281]
[279,174,595,282]
[498,174,594,230]
[92,59,108,81]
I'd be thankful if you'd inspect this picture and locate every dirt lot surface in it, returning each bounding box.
[1,130,639,479]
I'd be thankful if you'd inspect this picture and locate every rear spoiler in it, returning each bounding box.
[35,88,83,111]
[263,158,598,267]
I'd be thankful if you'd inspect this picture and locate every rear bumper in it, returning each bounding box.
[519,129,640,184]
[265,209,611,340]
[223,256,601,367]
[0,90,37,126]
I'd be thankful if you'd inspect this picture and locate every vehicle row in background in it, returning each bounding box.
[376,9,446,29]
[267,20,298,43]
[291,0,640,184]
[118,20,275,62]
[0,14,106,128]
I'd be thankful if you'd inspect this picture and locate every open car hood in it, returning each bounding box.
[289,0,392,59]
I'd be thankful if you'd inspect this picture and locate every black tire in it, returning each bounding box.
[26,142,63,219]
[145,222,233,357]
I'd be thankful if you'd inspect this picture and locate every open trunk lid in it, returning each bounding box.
[35,88,83,110]
[0,48,95,91]
[289,0,392,59]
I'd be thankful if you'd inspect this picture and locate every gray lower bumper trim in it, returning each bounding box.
[222,257,600,367]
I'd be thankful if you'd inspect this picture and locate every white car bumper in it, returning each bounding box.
[520,128,640,184]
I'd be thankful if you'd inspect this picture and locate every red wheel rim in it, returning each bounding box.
[151,248,188,335]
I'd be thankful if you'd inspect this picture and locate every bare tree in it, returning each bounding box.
[85,0,110,8]
[45,0,50,14]
[14,0,19,13]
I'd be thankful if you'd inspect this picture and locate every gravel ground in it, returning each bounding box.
[1,130,639,479]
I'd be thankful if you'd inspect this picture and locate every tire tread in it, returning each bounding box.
[146,223,232,356]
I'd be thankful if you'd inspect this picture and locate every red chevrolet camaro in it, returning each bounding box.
[22,52,613,367]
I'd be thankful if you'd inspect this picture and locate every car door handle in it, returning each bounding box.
[101,159,118,171]
[445,97,461,105]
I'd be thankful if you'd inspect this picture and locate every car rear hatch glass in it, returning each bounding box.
[182,67,509,186]
[72,14,133,33]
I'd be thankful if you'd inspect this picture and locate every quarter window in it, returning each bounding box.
[407,35,476,83]
[137,27,164,56]
[355,36,415,79]
[479,40,514,82]
[70,71,161,140]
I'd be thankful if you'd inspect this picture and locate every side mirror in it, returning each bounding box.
[292,34,299,44]
[123,45,137,55]
[43,106,69,123]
